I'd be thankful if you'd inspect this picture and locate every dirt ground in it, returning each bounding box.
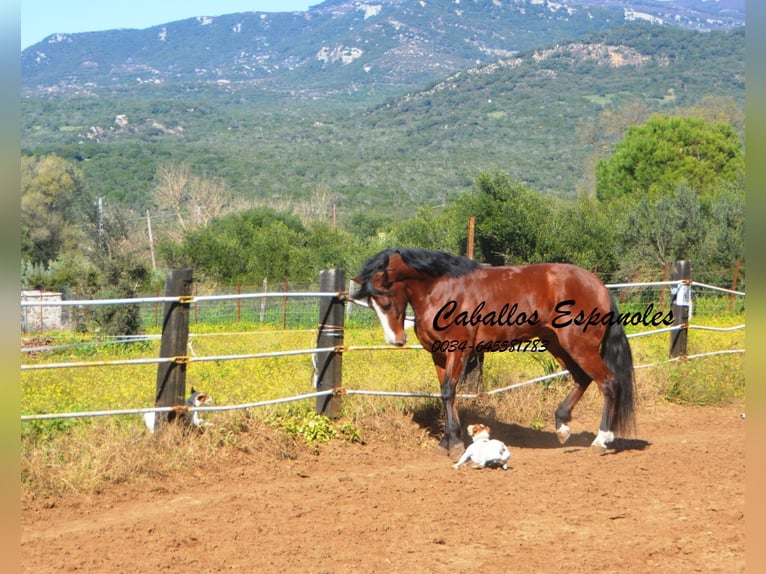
[21,402,745,573]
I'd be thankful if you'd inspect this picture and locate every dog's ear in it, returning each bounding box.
[466,424,476,436]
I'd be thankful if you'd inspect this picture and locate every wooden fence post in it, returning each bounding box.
[260,278,268,323]
[669,260,691,358]
[282,277,289,328]
[467,216,475,260]
[315,268,345,418]
[194,282,200,325]
[152,269,193,430]
[729,259,741,311]
[154,286,161,328]
[236,281,242,322]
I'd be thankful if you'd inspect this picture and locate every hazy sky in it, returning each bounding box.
[21,1,315,49]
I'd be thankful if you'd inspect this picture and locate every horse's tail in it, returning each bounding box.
[601,293,636,436]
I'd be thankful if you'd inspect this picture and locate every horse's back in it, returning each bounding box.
[481,262,610,306]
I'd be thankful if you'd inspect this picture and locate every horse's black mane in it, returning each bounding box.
[352,248,480,299]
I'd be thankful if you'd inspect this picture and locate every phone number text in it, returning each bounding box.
[431,339,549,353]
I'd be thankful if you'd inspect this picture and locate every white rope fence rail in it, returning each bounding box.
[20,348,745,422]
[20,347,340,371]
[689,324,746,332]
[17,324,699,371]
[22,356,176,370]
[20,291,346,307]
[689,282,745,296]
[604,280,681,289]
[18,321,741,371]
[21,391,335,421]
[18,280,743,311]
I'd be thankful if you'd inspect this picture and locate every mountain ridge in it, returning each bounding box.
[22,0,744,97]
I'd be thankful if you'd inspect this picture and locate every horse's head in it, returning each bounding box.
[353,252,411,347]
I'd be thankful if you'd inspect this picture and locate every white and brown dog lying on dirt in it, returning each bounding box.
[453,423,511,470]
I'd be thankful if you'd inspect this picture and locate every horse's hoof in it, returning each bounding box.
[590,430,615,453]
[556,424,571,444]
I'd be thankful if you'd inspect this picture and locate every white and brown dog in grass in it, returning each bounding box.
[453,423,511,470]
[143,389,214,433]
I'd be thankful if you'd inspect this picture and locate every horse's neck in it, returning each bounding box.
[402,275,446,317]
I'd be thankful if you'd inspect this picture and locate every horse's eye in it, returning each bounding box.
[380,301,392,311]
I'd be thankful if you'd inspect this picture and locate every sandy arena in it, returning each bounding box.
[22,402,745,573]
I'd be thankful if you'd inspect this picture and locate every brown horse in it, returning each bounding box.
[352,247,635,456]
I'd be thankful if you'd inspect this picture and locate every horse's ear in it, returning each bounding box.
[383,252,407,283]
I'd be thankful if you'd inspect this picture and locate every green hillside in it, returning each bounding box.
[21,24,744,215]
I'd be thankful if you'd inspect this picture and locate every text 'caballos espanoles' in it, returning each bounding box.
[432,299,673,334]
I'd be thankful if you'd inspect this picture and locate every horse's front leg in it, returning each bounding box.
[434,354,468,457]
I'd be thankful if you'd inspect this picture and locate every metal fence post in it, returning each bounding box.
[669,260,691,358]
[153,269,193,430]
[315,269,345,418]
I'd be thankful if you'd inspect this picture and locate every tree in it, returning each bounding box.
[541,196,619,274]
[699,180,745,280]
[390,205,460,254]
[617,184,705,274]
[595,115,744,202]
[165,207,312,282]
[152,163,236,242]
[21,154,88,267]
[346,211,395,242]
[304,222,357,274]
[451,172,552,265]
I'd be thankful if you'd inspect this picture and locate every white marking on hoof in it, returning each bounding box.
[591,430,615,450]
[556,424,571,444]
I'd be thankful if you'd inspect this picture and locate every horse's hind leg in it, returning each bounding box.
[557,345,618,451]
[552,340,615,448]
[544,341,590,443]
[555,381,590,443]
[591,377,618,451]
[556,366,598,445]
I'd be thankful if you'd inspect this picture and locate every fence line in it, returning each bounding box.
[21,322,712,371]
[604,280,681,289]
[21,331,318,354]
[21,274,745,422]
[21,390,336,421]
[20,348,744,422]
[688,324,746,332]
[19,322,742,373]
[20,291,346,308]
[21,356,175,371]
[689,282,745,296]
[18,280,746,309]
